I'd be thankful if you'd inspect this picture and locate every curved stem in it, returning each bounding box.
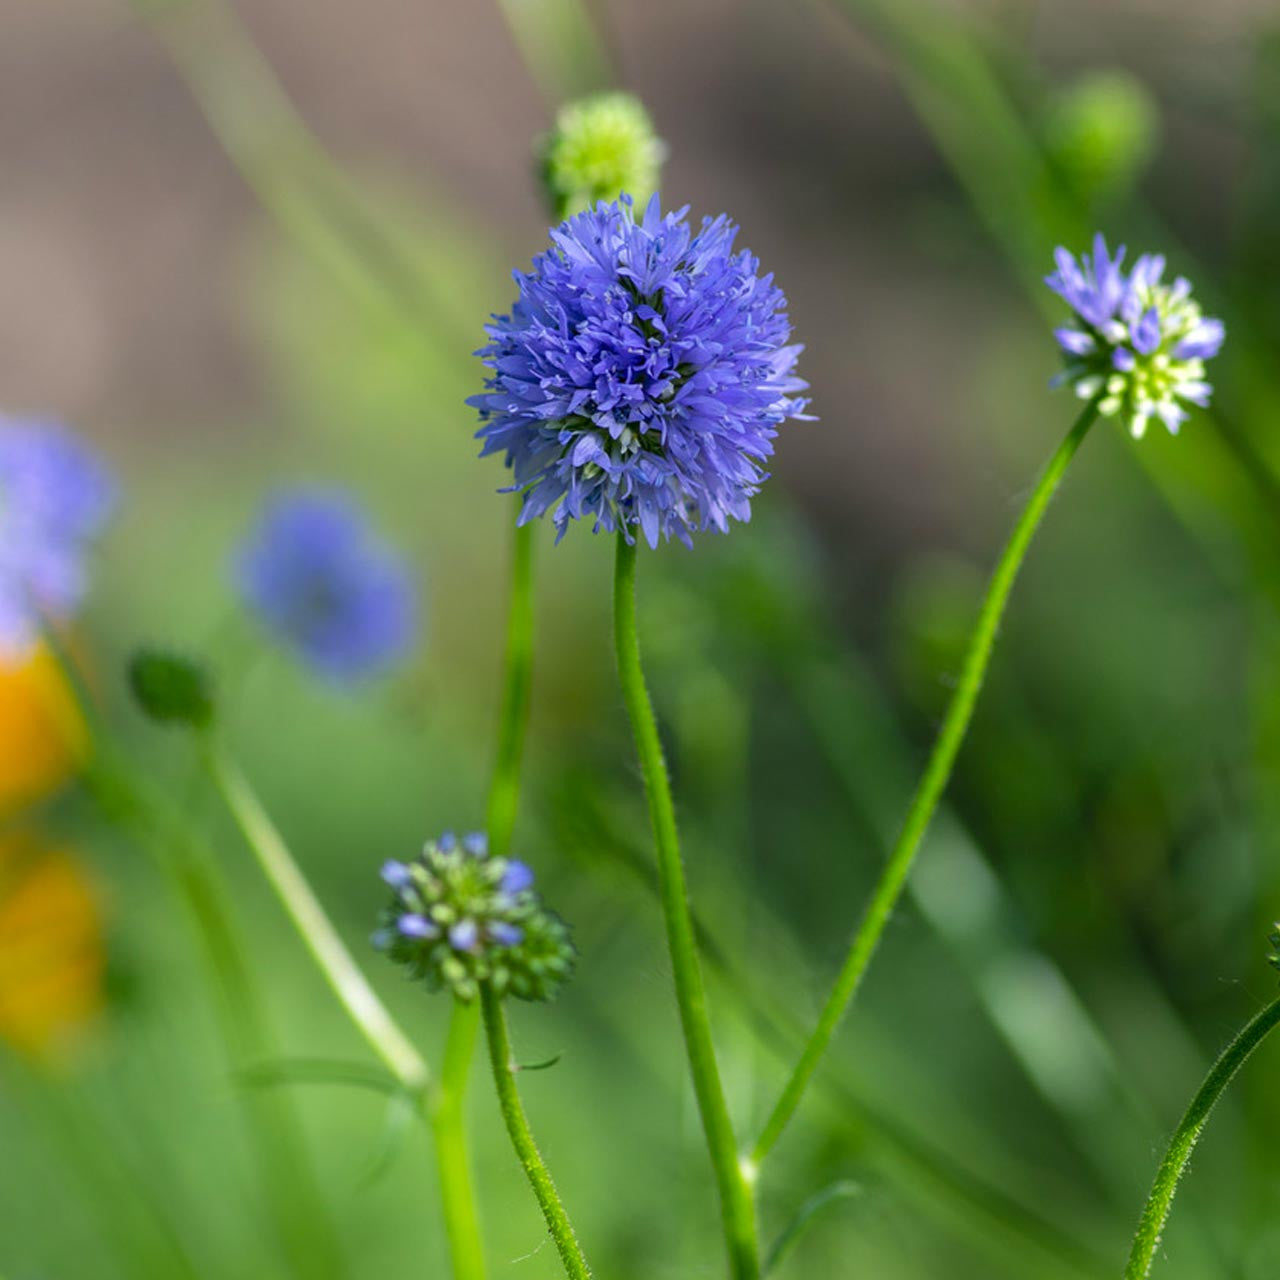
[432,1000,487,1280]
[1124,995,1280,1278]
[486,517,536,861]
[753,399,1099,1167]
[479,983,592,1280]
[613,533,761,1280]
[202,742,431,1094]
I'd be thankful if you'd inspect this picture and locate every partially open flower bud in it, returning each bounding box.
[373,831,575,1004]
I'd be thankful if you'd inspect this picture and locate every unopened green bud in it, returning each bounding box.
[128,650,216,729]
[539,92,665,219]
[1044,71,1159,204]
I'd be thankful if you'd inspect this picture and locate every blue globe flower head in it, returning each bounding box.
[1047,234,1224,438]
[373,832,575,1004]
[0,417,115,658]
[235,488,416,684]
[469,194,812,548]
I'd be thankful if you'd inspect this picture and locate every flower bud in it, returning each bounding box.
[538,92,665,219]
[373,831,575,1004]
[128,649,216,729]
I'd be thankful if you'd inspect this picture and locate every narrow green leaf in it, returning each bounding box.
[766,1180,862,1275]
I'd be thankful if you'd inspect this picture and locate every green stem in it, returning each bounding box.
[479,983,592,1279]
[612,533,760,1280]
[486,517,536,861]
[201,742,431,1094]
[432,1000,487,1280]
[753,399,1099,1167]
[1124,995,1280,1278]
[40,630,346,1279]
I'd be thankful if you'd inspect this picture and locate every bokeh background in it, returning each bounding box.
[4,1,1280,1277]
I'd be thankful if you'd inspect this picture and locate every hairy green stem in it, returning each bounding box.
[1124,995,1280,1278]
[612,533,760,1280]
[753,400,1099,1166]
[432,1000,488,1280]
[479,983,592,1279]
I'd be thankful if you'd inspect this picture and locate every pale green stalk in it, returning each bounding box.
[201,745,492,1280]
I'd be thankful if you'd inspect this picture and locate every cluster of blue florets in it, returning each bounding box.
[1047,234,1224,438]
[470,194,811,547]
[235,488,416,684]
[0,418,114,658]
[373,831,574,1003]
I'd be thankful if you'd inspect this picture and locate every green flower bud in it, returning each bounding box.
[538,92,665,220]
[1044,71,1159,204]
[128,650,216,729]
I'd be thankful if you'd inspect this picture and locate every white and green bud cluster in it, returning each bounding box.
[539,92,665,219]
[1048,236,1224,439]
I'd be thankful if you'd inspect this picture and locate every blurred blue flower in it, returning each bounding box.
[0,418,115,658]
[470,194,811,547]
[235,488,416,683]
[1047,234,1224,438]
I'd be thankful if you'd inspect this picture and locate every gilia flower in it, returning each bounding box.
[235,488,416,683]
[0,419,114,658]
[539,92,665,218]
[373,831,574,1003]
[1047,234,1224,438]
[470,195,811,548]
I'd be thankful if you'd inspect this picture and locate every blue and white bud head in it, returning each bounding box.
[373,830,574,1003]
[1046,234,1223,439]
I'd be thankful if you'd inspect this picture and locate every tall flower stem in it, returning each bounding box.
[486,517,536,860]
[1124,995,1280,1278]
[753,399,1099,1167]
[201,745,489,1280]
[434,999,488,1280]
[612,533,761,1280]
[478,982,592,1280]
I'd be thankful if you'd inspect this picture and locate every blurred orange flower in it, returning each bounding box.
[0,644,88,817]
[0,831,105,1059]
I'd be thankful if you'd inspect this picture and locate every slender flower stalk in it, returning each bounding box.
[478,982,592,1280]
[752,399,1100,1166]
[1124,995,1280,1278]
[202,744,430,1092]
[486,515,536,860]
[200,745,491,1280]
[434,999,488,1280]
[613,532,760,1280]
